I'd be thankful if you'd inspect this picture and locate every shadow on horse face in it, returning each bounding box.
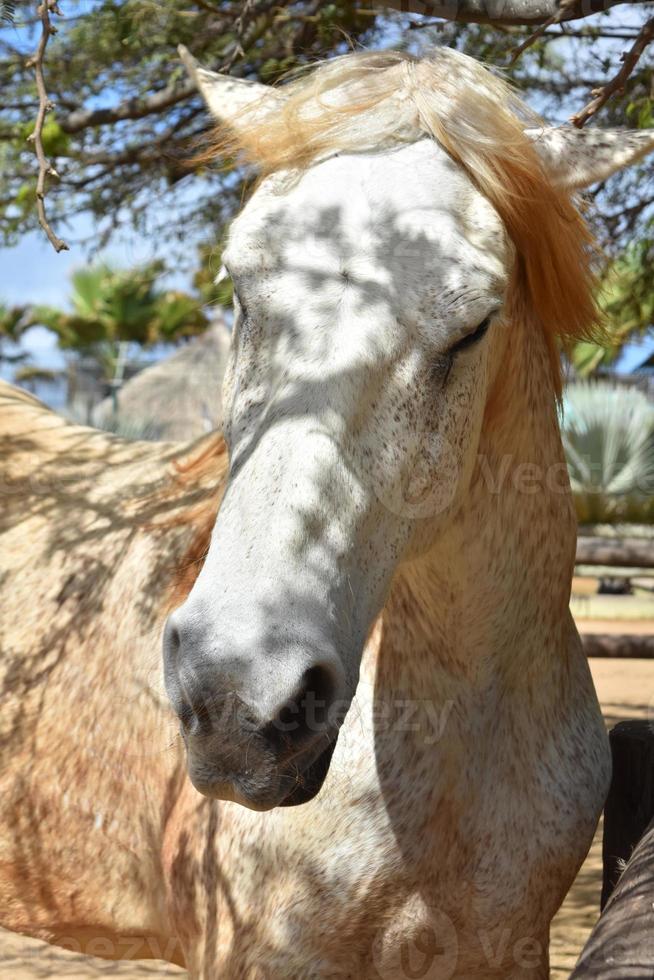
[163,143,508,809]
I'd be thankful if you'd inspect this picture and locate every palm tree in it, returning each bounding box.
[0,302,29,368]
[31,262,208,411]
[570,241,654,377]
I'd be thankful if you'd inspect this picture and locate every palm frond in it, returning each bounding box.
[0,1,16,25]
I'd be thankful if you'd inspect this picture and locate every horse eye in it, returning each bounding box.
[447,315,492,357]
[233,289,248,320]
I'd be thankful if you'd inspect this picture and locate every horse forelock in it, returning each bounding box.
[199,48,603,396]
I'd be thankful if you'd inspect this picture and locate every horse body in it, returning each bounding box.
[0,346,606,978]
[166,630,606,979]
[0,384,203,962]
[2,45,654,980]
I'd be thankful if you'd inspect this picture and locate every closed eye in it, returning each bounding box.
[232,288,248,321]
[220,263,248,319]
[446,314,494,356]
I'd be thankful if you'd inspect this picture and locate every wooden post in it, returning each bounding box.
[572,819,654,977]
[602,720,654,908]
[571,720,654,978]
[581,635,654,659]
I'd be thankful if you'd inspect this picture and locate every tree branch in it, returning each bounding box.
[27,0,68,252]
[509,0,578,62]
[58,0,277,134]
[59,79,197,134]
[571,14,654,126]
[374,0,645,27]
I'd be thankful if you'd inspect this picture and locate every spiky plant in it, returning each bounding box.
[0,1,16,25]
[561,382,654,524]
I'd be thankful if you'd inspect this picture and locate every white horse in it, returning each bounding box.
[1,45,653,980]
[163,47,654,977]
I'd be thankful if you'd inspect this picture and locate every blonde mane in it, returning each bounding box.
[201,48,601,394]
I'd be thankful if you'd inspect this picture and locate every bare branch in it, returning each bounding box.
[542,28,642,39]
[509,0,578,62]
[28,0,68,252]
[571,14,654,126]
[372,0,645,28]
[58,0,277,134]
[59,80,197,134]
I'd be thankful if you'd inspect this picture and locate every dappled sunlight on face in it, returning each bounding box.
[164,138,511,809]
[221,140,509,525]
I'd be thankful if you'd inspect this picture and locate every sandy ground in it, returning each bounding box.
[1,657,652,979]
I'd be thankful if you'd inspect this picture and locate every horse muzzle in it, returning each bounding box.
[163,613,348,809]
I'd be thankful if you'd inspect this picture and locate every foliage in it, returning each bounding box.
[29,261,208,382]
[561,381,654,523]
[0,0,380,250]
[0,301,30,365]
[13,364,59,385]
[571,239,654,376]
[0,301,28,342]
[2,3,653,361]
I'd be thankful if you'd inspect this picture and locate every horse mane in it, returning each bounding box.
[200,48,601,395]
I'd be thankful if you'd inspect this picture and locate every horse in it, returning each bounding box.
[1,46,653,980]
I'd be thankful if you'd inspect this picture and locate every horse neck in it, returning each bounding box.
[377,308,577,697]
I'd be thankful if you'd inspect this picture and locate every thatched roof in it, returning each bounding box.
[93,318,231,441]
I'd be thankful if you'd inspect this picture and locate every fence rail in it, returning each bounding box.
[576,537,654,569]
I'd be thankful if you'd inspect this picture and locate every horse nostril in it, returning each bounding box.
[300,664,336,730]
[268,663,338,750]
[163,614,214,735]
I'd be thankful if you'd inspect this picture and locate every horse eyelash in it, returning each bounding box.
[430,353,454,388]
[447,315,493,357]
[431,314,494,388]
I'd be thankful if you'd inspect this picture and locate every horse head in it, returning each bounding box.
[164,46,654,810]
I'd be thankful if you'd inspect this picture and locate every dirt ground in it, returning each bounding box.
[1,657,652,979]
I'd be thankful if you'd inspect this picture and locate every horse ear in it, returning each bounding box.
[178,45,280,121]
[526,126,654,190]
